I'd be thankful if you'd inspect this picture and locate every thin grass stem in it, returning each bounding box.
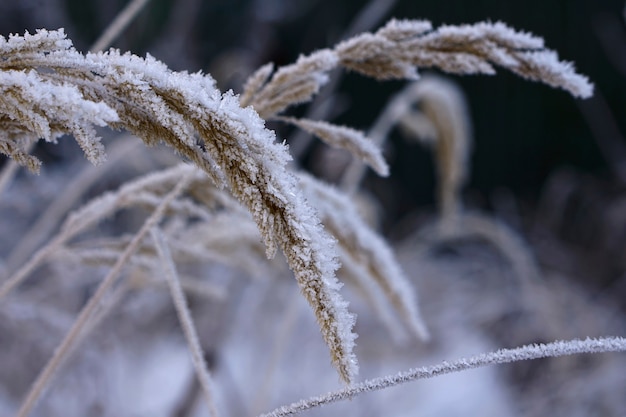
[259,336,626,417]
[150,226,219,417]
[90,0,153,52]
[16,172,192,417]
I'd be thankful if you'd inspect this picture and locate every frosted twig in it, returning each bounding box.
[259,336,626,417]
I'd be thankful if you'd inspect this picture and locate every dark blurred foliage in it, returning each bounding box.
[1,0,625,228]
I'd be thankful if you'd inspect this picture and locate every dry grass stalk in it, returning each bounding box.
[150,227,219,417]
[89,0,153,53]
[277,116,389,176]
[300,173,429,340]
[16,171,193,417]
[396,75,472,223]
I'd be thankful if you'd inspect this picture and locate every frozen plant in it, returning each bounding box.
[0,13,623,417]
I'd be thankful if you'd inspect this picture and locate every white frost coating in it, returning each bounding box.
[0,69,118,165]
[0,29,73,57]
[377,19,433,40]
[435,22,544,50]
[335,33,395,61]
[259,336,626,417]
[300,174,429,341]
[477,21,545,49]
[334,19,593,97]
[422,22,592,98]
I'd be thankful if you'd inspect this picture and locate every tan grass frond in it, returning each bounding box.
[241,50,338,119]
[0,18,597,388]
[0,136,40,173]
[397,75,472,223]
[0,70,117,170]
[241,18,591,197]
[150,227,219,417]
[277,116,389,176]
[243,18,591,127]
[336,19,593,98]
[300,173,429,340]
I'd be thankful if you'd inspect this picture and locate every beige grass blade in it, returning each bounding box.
[278,116,389,176]
[150,227,219,417]
[300,174,429,340]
